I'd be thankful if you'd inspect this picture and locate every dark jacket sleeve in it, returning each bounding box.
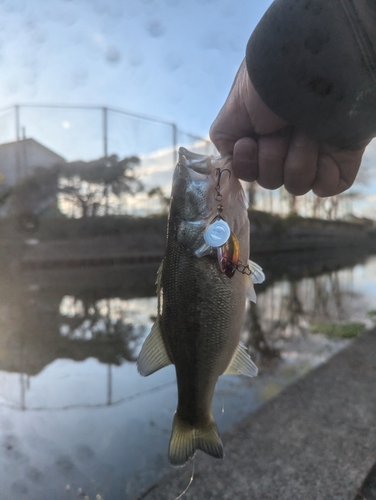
[246,0,376,150]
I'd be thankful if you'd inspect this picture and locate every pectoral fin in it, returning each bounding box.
[248,260,265,284]
[137,320,172,376]
[246,260,265,303]
[194,242,212,258]
[246,281,257,303]
[156,259,164,294]
[223,342,258,377]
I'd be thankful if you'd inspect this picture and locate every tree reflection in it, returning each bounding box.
[244,301,280,364]
[59,295,148,363]
[0,250,367,377]
[0,283,153,376]
[277,282,308,337]
[243,263,356,366]
[312,272,349,322]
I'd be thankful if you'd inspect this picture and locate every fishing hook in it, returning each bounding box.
[215,167,232,201]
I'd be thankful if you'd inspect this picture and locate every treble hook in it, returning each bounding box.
[215,167,232,201]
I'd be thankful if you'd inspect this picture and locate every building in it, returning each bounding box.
[0,138,65,187]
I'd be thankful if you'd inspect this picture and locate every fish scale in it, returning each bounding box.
[137,147,264,466]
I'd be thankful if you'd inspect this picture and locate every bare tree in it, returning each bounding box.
[59,155,143,218]
[288,193,297,214]
[147,187,170,214]
[247,182,257,209]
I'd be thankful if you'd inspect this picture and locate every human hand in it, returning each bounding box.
[209,60,368,197]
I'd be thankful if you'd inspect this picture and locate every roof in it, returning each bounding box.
[0,138,65,163]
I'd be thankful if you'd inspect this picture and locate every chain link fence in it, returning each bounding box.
[0,104,217,216]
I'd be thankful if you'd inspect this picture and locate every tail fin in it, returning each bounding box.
[168,412,223,467]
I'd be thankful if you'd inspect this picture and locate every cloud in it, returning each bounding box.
[362,138,376,165]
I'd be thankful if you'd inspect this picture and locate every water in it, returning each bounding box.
[0,251,375,499]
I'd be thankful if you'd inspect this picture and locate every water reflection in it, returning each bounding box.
[59,295,152,363]
[0,262,158,377]
[245,302,281,362]
[244,269,356,366]
[0,251,375,499]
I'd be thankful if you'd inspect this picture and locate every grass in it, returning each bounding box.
[367,310,376,324]
[311,322,365,339]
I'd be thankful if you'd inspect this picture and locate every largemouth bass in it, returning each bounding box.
[137,147,264,466]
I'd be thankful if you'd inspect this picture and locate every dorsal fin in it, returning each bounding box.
[223,342,258,377]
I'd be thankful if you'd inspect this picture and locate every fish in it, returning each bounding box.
[137,147,264,466]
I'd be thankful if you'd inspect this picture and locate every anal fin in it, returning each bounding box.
[223,342,258,377]
[137,319,172,376]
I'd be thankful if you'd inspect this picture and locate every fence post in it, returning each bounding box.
[172,123,178,167]
[102,107,108,158]
[15,105,20,141]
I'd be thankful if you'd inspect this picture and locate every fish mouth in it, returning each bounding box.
[172,147,236,226]
[178,147,232,178]
[178,147,213,176]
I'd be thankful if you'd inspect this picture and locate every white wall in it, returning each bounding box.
[0,138,65,187]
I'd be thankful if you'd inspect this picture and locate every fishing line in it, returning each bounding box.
[174,457,195,500]
[216,378,225,427]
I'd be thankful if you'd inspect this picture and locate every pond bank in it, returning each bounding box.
[0,211,374,271]
[141,329,376,500]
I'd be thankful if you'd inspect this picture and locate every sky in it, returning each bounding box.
[0,0,272,135]
[0,0,375,218]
